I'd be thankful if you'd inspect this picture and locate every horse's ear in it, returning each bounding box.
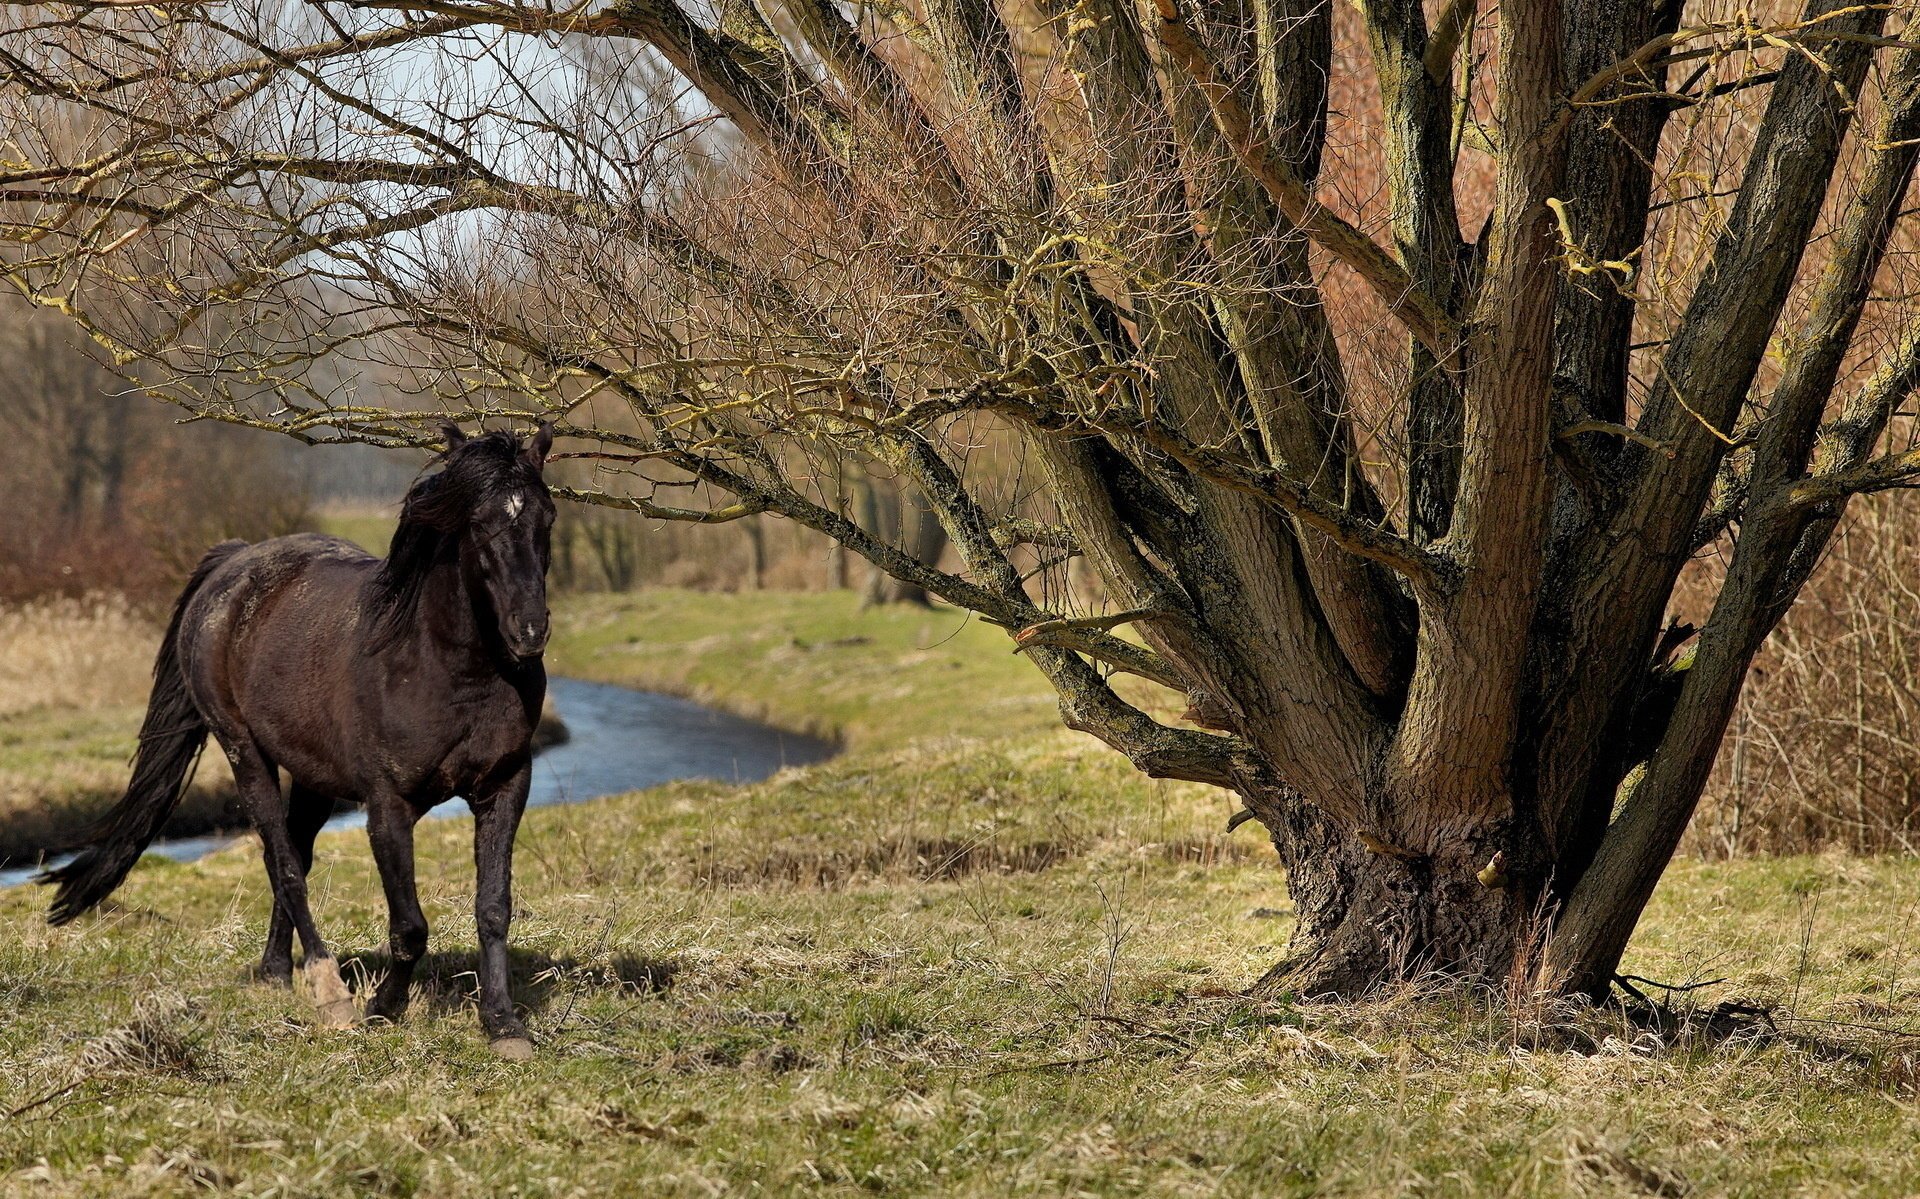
[524,420,554,472]
[440,421,468,451]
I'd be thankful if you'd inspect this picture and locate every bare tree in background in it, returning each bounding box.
[6,0,1920,998]
[856,472,946,606]
[0,305,314,597]
[4,315,133,526]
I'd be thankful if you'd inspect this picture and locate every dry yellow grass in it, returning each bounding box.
[0,594,156,718]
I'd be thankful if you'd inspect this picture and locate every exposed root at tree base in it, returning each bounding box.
[1247,945,1391,1002]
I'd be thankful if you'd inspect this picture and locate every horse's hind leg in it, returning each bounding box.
[364,791,428,1023]
[256,784,332,985]
[232,746,354,1028]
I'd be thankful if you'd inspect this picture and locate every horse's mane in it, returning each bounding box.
[366,431,539,651]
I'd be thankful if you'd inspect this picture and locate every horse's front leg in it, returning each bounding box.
[364,789,428,1023]
[470,760,532,1058]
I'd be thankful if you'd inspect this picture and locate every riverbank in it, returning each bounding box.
[5,590,1920,1196]
[0,597,236,866]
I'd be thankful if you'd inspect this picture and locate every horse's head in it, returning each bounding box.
[392,421,557,661]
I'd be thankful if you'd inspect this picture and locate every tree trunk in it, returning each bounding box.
[891,493,947,605]
[98,395,130,521]
[744,518,766,590]
[828,463,850,590]
[1247,779,1546,998]
[861,475,947,607]
[857,474,892,606]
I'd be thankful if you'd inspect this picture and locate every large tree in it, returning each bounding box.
[5,0,1920,997]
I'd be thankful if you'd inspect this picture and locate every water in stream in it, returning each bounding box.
[0,676,834,889]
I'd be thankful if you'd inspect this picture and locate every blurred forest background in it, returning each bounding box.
[0,297,931,602]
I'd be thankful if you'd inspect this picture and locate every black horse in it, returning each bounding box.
[41,423,557,1058]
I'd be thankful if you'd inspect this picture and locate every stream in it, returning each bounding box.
[0,676,835,889]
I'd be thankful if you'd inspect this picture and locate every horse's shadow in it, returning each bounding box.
[337,947,678,1018]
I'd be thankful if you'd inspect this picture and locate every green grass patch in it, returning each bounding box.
[5,590,1920,1196]
[546,590,1065,749]
[312,509,398,557]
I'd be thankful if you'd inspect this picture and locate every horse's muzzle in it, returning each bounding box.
[507,614,550,660]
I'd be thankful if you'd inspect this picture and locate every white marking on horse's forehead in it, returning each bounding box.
[505,493,525,521]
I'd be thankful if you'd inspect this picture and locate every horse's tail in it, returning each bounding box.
[41,540,246,924]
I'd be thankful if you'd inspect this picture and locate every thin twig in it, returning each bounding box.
[5,1080,83,1121]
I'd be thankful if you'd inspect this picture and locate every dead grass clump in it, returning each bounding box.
[76,992,207,1076]
[1868,1049,1920,1094]
[1570,1136,1690,1199]
[586,1104,703,1145]
[127,1146,238,1192]
[1156,835,1264,867]
[526,952,681,998]
[655,1037,810,1074]
[745,1042,810,1073]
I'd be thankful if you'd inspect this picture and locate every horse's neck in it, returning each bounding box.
[409,556,498,676]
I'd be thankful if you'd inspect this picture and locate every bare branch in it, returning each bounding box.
[1151,0,1465,359]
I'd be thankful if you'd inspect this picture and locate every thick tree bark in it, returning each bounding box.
[1541,22,1916,995]
[1362,0,1468,546]
[1252,784,1538,998]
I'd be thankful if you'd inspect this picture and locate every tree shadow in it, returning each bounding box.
[1518,986,1918,1082]
[340,946,678,1017]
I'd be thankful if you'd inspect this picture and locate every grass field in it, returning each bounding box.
[6,590,1920,1196]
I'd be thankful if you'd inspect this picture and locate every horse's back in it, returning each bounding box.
[182,530,375,633]
[176,532,380,722]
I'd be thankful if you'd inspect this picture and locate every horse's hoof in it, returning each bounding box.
[489,1036,535,1061]
[304,958,357,1029]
